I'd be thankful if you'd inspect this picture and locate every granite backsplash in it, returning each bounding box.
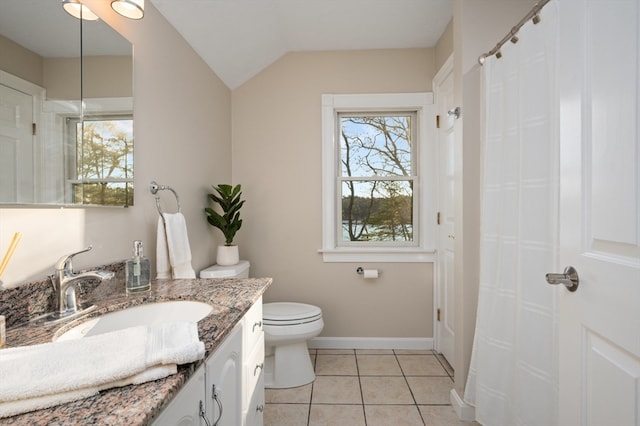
[0,261,126,329]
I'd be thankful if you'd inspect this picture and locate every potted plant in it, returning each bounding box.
[205,184,245,266]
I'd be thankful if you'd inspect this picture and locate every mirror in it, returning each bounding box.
[0,0,133,206]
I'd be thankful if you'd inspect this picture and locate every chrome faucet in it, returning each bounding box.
[50,246,115,318]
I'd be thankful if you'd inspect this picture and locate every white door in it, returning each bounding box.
[434,57,455,365]
[558,0,640,424]
[0,83,34,203]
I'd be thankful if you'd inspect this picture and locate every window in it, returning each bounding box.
[321,93,436,262]
[67,114,134,206]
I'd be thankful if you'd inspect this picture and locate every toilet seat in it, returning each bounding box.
[263,302,322,326]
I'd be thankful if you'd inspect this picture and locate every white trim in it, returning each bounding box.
[431,54,455,357]
[450,389,476,422]
[83,97,133,115]
[317,248,435,263]
[309,337,433,350]
[0,70,45,96]
[320,92,437,263]
[432,55,454,93]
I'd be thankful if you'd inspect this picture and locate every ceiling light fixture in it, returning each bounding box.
[111,0,144,20]
[62,0,99,21]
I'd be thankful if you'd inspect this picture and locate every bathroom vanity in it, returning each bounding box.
[153,297,265,425]
[0,275,271,425]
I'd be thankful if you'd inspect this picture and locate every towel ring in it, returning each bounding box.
[150,181,181,224]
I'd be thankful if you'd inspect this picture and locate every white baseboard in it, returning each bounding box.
[309,337,433,350]
[450,389,476,422]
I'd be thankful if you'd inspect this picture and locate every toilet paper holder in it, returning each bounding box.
[356,267,379,278]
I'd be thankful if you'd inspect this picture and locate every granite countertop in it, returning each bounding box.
[1,276,272,425]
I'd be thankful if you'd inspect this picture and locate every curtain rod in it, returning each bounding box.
[478,0,552,65]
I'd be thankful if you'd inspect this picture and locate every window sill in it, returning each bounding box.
[318,248,435,263]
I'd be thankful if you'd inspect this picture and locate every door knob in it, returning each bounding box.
[545,266,579,292]
[448,107,461,119]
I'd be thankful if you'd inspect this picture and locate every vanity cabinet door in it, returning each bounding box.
[242,298,265,426]
[244,373,265,426]
[152,365,206,426]
[244,334,265,404]
[206,323,243,426]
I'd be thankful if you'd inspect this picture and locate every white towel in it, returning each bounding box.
[156,212,196,279]
[0,322,204,418]
[0,387,99,419]
[156,216,171,279]
[0,364,177,418]
[145,321,204,366]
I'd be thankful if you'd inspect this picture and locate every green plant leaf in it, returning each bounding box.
[205,183,245,245]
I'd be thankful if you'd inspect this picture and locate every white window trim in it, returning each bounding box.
[320,93,436,263]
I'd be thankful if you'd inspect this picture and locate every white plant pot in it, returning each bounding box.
[216,245,239,266]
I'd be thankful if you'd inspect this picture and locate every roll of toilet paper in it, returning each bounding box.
[363,269,379,279]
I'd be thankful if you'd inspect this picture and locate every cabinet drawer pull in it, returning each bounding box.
[256,404,264,412]
[199,400,212,426]
[253,321,262,332]
[211,384,224,426]
[254,363,264,376]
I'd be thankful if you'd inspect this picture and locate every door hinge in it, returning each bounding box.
[437,211,441,225]
[436,115,440,129]
[32,123,36,135]
[437,308,441,322]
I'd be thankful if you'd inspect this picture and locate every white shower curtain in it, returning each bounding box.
[464,2,559,425]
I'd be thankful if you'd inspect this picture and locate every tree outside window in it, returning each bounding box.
[339,113,416,244]
[73,116,134,206]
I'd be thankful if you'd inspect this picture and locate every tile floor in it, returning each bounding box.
[264,349,479,426]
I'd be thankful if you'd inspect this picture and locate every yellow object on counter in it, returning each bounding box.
[0,232,23,278]
[0,315,5,348]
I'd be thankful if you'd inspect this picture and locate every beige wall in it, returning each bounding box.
[1,36,130,100]
[42,57,81,100]
[435,19,454,73]
[0,1,231,286]
[0,35,44,86]
[83,56,133,98]
[232,49,435,338]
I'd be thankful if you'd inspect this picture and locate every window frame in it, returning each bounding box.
[321,93,436,262]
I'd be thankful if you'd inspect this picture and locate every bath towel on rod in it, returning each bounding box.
[157,212,196,279]
[150,181,195,279]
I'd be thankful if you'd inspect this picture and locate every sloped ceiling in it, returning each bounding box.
[151,0,453,89]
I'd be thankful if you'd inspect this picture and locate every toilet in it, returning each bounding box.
[199,260,250,279]
[263,302,323,389]
[199,260,323,389]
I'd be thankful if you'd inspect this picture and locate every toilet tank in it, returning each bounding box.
[199,260,250,279]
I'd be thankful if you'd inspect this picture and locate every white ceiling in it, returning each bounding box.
[151,0,453,89]
[0,1,453,90]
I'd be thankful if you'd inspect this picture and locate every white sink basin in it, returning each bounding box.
[54,300,213,341]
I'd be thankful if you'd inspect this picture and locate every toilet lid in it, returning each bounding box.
[263,302,322,325]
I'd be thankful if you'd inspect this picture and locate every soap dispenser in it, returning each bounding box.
[126,240,150,294]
